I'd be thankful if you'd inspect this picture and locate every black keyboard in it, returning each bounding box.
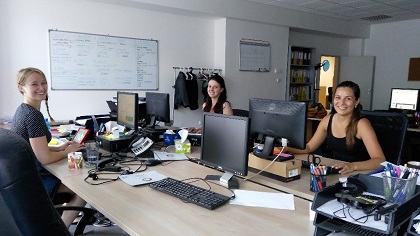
[301,160,341,175]
[149,177,231,210]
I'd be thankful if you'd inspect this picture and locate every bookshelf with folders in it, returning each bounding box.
[287,46,314,103]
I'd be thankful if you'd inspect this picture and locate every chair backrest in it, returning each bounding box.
[232,109,249,117]
[361,111,409,165]
[0,128,71,236]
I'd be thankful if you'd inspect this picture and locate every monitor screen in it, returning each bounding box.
[200,113,250,188]
[145,92,170,128]
[117,91,139,131]
[249,98,307,160]
[389,88,419,111]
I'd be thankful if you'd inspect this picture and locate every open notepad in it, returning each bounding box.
[119,171,166,186]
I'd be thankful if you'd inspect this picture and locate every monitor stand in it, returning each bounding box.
[205,172,239,189]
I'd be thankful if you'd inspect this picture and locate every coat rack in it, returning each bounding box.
[172,67,222,125]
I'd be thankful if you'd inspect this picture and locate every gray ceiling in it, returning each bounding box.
[245,0,420,24]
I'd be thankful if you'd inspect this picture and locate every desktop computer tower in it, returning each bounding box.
[96,135,136,153]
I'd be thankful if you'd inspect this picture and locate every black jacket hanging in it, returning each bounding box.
[173,71,189,109]
[185,72,199,110]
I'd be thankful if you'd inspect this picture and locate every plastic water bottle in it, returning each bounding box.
[44,118,51,131]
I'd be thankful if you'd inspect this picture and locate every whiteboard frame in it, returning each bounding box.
[239,39,271,72]
[48,30,159,90]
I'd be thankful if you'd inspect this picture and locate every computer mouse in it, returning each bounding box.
[144,159,162,166]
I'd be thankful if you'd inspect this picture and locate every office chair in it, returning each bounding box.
[361,111,409,165]
[232,108,249,117]
[0,128,95,236]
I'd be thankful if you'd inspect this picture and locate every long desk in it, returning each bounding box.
[45,158,315,235]
[169,146,364,201]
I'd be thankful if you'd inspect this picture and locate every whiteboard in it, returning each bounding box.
[239,39,270,72]
[49,30,158,90]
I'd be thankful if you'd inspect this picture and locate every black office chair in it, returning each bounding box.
[361,111,409,165]
[232,108,249,117]
[0,128,95,236]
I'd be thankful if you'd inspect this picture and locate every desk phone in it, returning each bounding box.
[130,136,153,156]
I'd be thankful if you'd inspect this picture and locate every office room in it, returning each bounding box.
[1,0,420,235]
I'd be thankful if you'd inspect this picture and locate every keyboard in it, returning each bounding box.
[301,160,340,175]
[149,177,231,210]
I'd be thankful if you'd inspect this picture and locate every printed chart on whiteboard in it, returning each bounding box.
[49,30,158,90]
[239,39,270,72]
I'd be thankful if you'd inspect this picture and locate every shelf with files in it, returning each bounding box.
[287,46,315,103]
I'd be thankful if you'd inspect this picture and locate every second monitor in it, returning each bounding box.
[145,92,171,130]
[249,98,307,160]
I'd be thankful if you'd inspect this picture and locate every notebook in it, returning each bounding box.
[119,171,166,186]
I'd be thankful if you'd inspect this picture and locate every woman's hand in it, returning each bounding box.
[64,141,85,153]
[332,162,356,174]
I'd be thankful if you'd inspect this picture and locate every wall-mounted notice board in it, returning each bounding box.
[49,30,158,90]
[239,39,270,72]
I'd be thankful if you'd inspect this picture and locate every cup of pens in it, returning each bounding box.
[310,164,327,192]
[382,172,417,205]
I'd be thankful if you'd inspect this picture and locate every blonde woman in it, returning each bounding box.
[11,67,86,228]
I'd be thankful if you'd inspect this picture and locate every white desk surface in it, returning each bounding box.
[45,158,315,236]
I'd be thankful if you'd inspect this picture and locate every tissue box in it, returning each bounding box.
[163,133,180,146]
[175,139,191,154]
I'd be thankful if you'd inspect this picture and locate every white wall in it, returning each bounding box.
[365,19,420,110]
[0,0,215,128]
[2,0,420,126]
[224,19,290,109]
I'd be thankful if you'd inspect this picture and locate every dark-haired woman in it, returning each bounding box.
[202,74,233,115]
[286,81,385,174]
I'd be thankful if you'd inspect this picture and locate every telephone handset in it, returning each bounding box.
[130,136,154,156]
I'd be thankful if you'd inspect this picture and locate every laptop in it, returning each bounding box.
[106,101,117,115]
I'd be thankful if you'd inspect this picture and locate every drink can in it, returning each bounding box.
[68,152,83,169]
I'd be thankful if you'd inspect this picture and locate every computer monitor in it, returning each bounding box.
[200,113,250,189]
[145,92,170,129]
[389,88,420,111]
[117,91,139,131]
[249,98,307,160]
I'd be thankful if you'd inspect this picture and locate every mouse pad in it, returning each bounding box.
[119,171,166,186]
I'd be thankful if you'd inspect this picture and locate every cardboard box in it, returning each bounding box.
[175,139,191,154]
[248,153,301,182]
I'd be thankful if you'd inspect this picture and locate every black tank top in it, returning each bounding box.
[326,114,370,162]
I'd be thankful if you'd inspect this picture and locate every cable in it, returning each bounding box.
[244,146,285,181]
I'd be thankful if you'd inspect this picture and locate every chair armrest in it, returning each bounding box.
[55,206,97,236]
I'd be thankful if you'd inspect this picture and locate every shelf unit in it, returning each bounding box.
[286,46,315,103]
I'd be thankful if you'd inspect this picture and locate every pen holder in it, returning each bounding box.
[382,173,417,205]
[310,173,327,192]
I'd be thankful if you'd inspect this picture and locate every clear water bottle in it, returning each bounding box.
[44,118,51,131]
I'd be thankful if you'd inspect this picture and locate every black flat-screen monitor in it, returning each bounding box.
[117,91,139,131]
[389,88,420,111]
[249,98,307,160]
[145,92,171,129]
[200,113,250,189]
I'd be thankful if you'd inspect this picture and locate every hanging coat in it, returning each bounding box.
[173,71,189,109]
[185,72,199,110]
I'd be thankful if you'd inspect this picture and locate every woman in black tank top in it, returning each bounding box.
[285,81,385,174]
[202,74,233,115]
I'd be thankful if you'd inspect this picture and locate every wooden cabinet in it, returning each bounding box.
[286,46,314,103]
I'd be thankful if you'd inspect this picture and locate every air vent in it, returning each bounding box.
[360,14,392,22]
